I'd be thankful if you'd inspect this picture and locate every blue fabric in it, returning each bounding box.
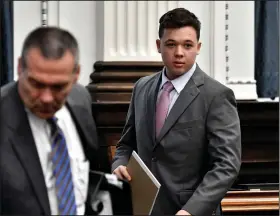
[48,117,77,215]
[255,1,279,98]
[1,1,14,86]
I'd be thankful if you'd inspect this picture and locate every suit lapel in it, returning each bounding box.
[7,83,51,215]
[156,65,204,143]
[146,72,162,144]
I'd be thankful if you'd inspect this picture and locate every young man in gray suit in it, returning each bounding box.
[0,27,99,215]
[112,8,241,216]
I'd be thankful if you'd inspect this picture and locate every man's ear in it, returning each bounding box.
[197,42,202,55]
[156,39,161,53]
[17,57,23,76]
[73,64,81,83]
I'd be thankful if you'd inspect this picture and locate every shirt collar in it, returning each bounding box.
[160,63,197,94]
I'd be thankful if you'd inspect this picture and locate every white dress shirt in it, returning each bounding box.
[27,105,89,215]
[157,63,197,116]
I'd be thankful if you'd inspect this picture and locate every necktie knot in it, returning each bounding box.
[163,81,174,93]
[47,116,58,124]
[47,117,58,137]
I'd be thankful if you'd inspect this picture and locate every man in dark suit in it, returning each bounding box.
[112,8,241,216]
[0,26,99,215]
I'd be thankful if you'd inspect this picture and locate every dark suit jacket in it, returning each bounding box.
[112,64,241,216]
[0,81,99,215]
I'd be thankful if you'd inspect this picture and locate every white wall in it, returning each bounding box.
[13,1,96,86]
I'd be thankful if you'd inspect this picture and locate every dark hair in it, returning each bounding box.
[21,26,79,71]
[158,8,201,41]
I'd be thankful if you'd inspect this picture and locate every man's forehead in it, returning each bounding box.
[162,27,197,40]
[26,48,75,64]
[163,38,195,43]
[24,50,75,74]
[27,72,71,85]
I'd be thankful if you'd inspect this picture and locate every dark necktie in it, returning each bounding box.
[155,81,174,137]
[47,117,77,215]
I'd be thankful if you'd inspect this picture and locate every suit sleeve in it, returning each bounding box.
[182,88,242,216]
[111,81,139,172]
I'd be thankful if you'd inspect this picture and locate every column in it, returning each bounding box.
[212,1,257,100]
[97,1,176,62]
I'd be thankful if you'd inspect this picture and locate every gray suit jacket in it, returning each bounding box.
[0,81,99,215]
[112,64,241,216]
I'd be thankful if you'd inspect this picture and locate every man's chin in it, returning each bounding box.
[34,111,56,119]
[168,70,187,79]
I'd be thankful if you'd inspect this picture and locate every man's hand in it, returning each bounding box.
[113,165,131,181]
[176,210,191,215]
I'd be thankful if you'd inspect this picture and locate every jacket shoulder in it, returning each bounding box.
[202,72,234,96]
[70,83,91,102]
[1,82,16,102]
[135,71,160,89]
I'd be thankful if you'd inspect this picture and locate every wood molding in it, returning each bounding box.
[222,190,279,212]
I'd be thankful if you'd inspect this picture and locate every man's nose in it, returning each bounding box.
[40,88,54,103]
[174,46,184,57]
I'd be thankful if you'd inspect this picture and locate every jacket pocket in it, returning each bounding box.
[173,119,203,131]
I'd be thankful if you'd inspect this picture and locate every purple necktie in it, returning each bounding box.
[156,81,174,137]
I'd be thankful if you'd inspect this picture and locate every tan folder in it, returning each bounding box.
[127,151,161,215]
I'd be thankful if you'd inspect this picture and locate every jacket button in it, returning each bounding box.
[152,157,157,162]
